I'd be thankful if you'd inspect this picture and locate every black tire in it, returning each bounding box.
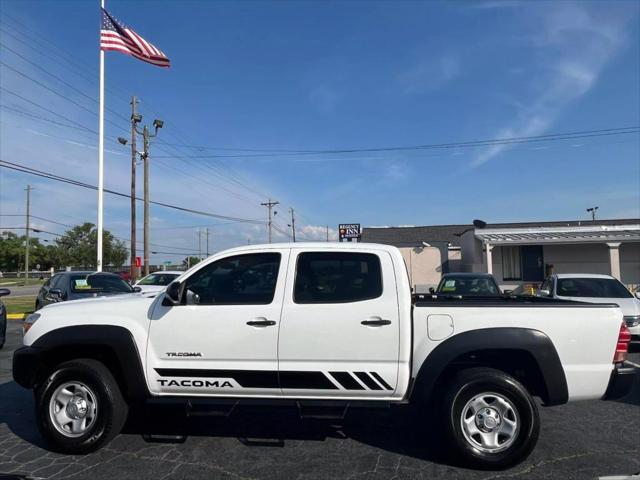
[442,367,539,469]
[35,358,128,454]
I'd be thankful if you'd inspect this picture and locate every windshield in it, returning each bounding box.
[70,274,133,294]
[556,278,632,298]
[436,276,500,296]
[137,273,180,286]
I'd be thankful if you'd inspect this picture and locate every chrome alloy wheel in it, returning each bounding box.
[48,381,98,438]
[460,392,519,453]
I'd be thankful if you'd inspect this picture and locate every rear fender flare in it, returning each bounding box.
[411,327,568,406]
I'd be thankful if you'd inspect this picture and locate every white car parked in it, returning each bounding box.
[539,273,640,339]
[134,271,183,294]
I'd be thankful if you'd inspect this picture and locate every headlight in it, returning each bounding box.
[624,315,640,327]
[23,313,40,335]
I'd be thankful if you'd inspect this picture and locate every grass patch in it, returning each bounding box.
[3,295,36,315]
[0,278,46,287]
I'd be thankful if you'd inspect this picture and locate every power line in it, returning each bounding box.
[151,127,640,159]
[0,87,96,133]
[0,159,267,224]
[0,42,131,124]
[0,60,129,135]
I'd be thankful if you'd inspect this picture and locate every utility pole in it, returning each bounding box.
[260,199,279,243]
[197,229,202,260]
[24,185,31,281]
[586,206,599,221]
[120,108,163,277]
[205,227,209,256]
[129,96,138,282]
[139,118,163,276]
[326,225,329,242]
[142,125,150,276]
[288,208,296,242]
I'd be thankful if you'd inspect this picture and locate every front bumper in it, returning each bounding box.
[12,346,43,389]
[603,363,636,400]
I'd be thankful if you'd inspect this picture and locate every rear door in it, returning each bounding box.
[278,248,400,398]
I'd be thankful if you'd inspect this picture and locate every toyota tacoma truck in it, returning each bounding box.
[12,243,635,468]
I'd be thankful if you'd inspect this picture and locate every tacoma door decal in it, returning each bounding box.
[154,368,393,391]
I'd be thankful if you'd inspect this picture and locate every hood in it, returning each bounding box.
[40,291,157,312]
[556,295,640,315]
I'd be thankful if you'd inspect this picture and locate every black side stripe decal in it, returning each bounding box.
[354,372,383,390]
[154,368,338,390]
[329,371,365,390]
[155,368,279,388]
[370,371,393,390]
[154,368,392,391]
[280,371,338,390]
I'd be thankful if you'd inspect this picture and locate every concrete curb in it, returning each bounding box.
[7,313,26,320]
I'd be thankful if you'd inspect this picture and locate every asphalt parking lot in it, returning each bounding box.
[1,320,639,480]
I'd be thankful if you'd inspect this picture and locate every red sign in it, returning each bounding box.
[135,256,142,268]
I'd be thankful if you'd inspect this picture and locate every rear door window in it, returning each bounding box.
[294,252,382,304]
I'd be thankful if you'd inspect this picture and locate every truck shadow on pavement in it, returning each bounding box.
[1,370,639,467]
[125,402,451,464]
[0,380,450,465]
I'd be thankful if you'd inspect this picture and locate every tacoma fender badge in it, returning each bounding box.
[165,352,203,357]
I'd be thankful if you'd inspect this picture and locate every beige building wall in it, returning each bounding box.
[398,246,442,293]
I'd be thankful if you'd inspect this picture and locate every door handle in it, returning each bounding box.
[246,318,276,327]
[361,317,392,327]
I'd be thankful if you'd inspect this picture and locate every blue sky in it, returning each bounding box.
[1,0,639,263]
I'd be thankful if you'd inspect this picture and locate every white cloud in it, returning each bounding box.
[470,2,636,168]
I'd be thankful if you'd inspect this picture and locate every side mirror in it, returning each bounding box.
[635,291,640,300]
[429,287,436,294]
[503,289,513,295]
[46,288,65,302]
[133,286,142,293]
[539,289,551,297]
[0,288,10,297]
[163,281,184,306]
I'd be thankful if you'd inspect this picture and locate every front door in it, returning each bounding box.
[278,248,400,398]
[147,249,289,397]
[521,245,544,282]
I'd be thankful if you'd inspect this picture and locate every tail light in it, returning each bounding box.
[613,322,631,363]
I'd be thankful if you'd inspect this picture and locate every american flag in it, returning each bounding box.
[100,8,170,68]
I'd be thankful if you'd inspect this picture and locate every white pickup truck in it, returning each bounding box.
[13,243,635,468]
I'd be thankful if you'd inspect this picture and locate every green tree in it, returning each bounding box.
[54,223,128,268]
[0,231,57,271]
[182,256,200,268]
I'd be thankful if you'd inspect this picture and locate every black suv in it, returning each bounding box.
[35,272,138,310]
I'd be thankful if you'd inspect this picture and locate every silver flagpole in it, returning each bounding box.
[97,0,105,271]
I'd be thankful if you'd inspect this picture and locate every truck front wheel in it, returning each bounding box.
[442,367,540,469]
[35,358,128,454]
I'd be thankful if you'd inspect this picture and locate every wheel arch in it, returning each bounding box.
[411,327,568,406]
[17,325,149,401]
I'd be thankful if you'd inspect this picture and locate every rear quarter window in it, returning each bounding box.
[294,252,383,304]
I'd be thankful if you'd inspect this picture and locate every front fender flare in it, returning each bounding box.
[12,325,149,401]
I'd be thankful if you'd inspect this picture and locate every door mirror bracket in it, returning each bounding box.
[163,281,184,306]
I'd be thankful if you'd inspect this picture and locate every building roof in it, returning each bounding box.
[361,224,468,247]
[361,219,640,248]
[475,224,640,245]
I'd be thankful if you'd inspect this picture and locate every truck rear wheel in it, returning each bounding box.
[442,367,539,469]
[35,358,128,454]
